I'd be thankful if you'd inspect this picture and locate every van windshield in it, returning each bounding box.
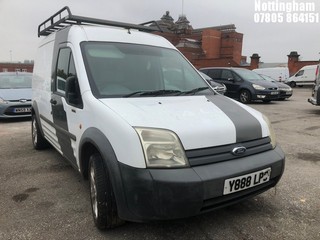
[233,68,264,82]
[81,42,211,98]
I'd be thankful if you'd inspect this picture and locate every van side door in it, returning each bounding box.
[50,47,83,167]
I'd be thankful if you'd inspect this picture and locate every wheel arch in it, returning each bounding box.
[79,127,129,219]
[31,101,46,137]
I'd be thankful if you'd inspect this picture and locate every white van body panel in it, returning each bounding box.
[253,67,289,82]
[286,65,317,86]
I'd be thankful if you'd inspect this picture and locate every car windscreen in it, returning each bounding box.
[232,68,265,82]
[0,73,32,89]
[81,42,211,98]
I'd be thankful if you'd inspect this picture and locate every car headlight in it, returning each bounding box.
[135,127,189,168]
[0,97,8,104]
[252,84,265,90]
[262,115,276,149]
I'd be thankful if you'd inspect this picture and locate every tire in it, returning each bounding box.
[239,90,251,104]
[289,81,296,87]
[89,153,124,230]
[31,115,49,150]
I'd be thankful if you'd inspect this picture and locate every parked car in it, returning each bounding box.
[199,72,226,95]
[259,74,293,100]
[285,65,317,87]
[32,7,285,230]
[199,67,280,104]
[0,72,32,118]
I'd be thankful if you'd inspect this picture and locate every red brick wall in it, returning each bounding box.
[0,63,33,72]
[201,29,221,59]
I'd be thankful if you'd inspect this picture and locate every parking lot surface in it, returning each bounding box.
[1,88,319,240]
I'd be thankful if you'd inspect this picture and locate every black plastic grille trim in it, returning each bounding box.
[186,137,272,167]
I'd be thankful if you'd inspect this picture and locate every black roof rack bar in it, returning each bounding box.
[38,6,163,37]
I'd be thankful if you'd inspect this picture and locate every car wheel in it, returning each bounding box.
[89,153,124,230]
[239,90,251,104]
[31,115,49,150]
[289,81,296,87]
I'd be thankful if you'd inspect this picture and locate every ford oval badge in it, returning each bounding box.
[232,146,247,156]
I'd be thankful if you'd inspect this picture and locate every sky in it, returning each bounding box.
[0,0,320,63]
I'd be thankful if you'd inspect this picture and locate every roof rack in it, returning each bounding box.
[38,6,163,37]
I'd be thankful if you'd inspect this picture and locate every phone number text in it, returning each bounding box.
[254,13,319,23]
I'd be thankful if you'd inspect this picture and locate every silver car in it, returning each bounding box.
[199,72,227,95]
[0,72,32,118]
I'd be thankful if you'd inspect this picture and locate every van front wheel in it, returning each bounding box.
[289,81,296,87]
[89,153,124,230]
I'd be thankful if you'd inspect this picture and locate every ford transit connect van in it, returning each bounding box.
[32,7,285,230]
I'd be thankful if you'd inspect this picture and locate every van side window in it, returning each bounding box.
[56,48,77,95]
[296,70,304,77]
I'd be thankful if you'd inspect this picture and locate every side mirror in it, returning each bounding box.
[65,76,82,107]
[227,78,234,82]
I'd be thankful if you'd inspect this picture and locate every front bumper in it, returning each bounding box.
[0,102,32,118]
[117,145,285,222]
[279,90,292,99]
[252,91,279,101]
[308,97,318,105]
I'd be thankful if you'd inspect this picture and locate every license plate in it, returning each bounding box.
[14,107,31,113]
[271,91,279,95]
[223,168,271,195]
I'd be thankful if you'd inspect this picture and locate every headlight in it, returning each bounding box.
[262,115,276,149]
[0,97,8,104]
[252,84,265,90]
[135,127,189,168]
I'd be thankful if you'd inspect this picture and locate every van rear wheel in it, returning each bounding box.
[89,153,124,230]
[239,90,251,104]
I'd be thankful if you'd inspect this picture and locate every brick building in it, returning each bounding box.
[153,11,248,69]
[0,62,34,73]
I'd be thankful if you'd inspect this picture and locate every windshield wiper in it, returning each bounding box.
[123,90,182,98]
[178,87,209,95]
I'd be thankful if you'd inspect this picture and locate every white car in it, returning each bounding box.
[32,7,285,230]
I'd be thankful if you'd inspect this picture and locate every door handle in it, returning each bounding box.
[50,99,57,105]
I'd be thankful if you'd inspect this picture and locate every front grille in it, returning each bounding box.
[186,137,272,167]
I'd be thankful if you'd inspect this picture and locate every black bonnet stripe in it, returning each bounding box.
[206,95,262,142]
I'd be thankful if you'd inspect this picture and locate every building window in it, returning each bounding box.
[2,68,8,72]
[15,68,21,72]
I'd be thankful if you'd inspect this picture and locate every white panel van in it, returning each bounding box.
[285,65,317,87]
[31,7,285,229]
[253,67,289,82]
